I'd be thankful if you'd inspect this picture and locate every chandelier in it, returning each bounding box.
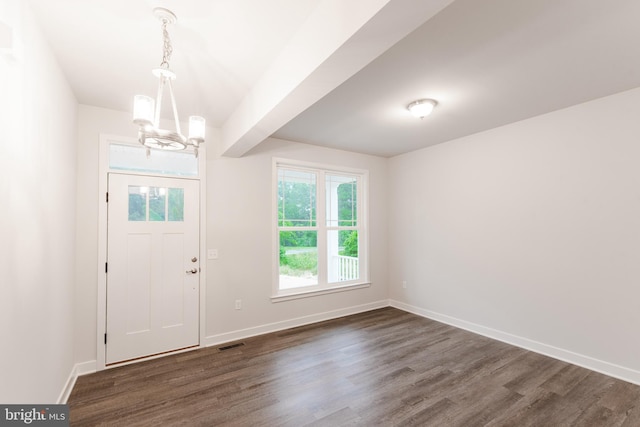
[133,7,205,157]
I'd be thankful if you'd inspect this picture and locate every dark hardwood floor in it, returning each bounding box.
[68,308,640,426]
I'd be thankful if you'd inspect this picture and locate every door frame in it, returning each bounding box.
[96,134,207,371]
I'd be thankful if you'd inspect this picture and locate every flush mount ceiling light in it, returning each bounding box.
[133,7,205,157]
[407,99,437,119]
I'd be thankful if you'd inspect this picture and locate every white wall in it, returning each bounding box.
[75,107,388,364]
[75,106,134,366]
[0,0,78,403]
[389,87,640,381]
[206,137,389,340]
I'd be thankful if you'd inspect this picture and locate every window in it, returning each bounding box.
[109,143,198,176]
[128,186,184,222]
[274,159,368,300]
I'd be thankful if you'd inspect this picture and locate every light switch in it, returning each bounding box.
[207,249,218,260]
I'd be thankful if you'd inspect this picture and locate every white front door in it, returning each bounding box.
[106,173,200,364]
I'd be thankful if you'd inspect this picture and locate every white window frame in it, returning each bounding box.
[271,158,370,302]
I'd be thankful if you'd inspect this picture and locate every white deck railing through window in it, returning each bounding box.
[336,255,359,281]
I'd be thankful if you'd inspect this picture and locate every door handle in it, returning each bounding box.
[186,268,198,274]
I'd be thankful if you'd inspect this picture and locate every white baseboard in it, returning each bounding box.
[75,360,97,376]
[205,300,389,347]
[65,300,639,403]
[389,299,640,386]
[57,360,97,404]
[66,301,387,399]
[57,366,77,404]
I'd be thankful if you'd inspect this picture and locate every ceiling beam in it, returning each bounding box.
[220,0,455,157]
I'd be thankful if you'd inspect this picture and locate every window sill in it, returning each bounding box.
[271,282,371,303]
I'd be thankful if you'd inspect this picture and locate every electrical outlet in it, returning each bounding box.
[235,299,242,310]
[402,281,407,289]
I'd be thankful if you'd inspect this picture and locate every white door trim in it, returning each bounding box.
[96,134,207,371]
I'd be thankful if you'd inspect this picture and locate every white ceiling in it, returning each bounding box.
[28,0,640,158]
[27,0,322,125]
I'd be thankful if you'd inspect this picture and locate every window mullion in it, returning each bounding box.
[279,226,317,232]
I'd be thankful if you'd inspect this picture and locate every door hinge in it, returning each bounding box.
[104,333,107,344]
[106,192,109,203]
[105,262,108,273]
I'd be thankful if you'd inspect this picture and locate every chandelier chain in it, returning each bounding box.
[160,19,173,68]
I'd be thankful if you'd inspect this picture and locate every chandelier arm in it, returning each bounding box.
[166,79,182,136]
[154,75,166,128]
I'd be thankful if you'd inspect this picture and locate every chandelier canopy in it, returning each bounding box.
[133,8,205,157]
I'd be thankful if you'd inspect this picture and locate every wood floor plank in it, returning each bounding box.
[621,403,640,427]
[68,308,640,426]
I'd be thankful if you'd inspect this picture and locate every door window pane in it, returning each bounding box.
[149,187,166,221]
[128,186,147,221]
[168,188,184,222]
[279,231,317,289]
